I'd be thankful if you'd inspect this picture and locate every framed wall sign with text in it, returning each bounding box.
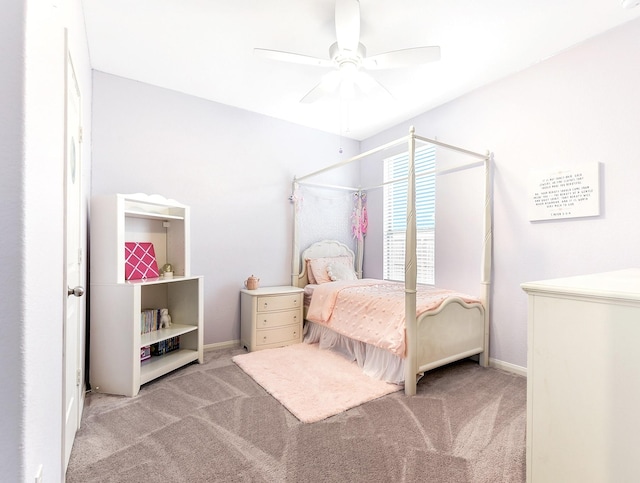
[528,162,601,222]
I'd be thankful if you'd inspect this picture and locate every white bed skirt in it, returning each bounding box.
[303,321,405,385]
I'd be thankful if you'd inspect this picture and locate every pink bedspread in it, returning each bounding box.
[306,279,480,357]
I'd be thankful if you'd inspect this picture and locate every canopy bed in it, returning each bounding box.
[291,127,493,396]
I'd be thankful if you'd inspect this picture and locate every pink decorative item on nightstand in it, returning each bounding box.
[244,275,260,290]
[124,242,159,280]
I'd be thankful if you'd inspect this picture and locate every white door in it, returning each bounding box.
[63,47,84,473]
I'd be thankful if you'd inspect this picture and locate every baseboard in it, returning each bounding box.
[204,339,241,351]
[202,341,528,378]
[489,357,527,377]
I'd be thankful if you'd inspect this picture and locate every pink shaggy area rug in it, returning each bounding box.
[232,343,402,423]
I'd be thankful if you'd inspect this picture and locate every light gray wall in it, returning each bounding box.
[361,18,640,369]
[1,0,92,480]
[90,72,360,345]
[0,0,26,478]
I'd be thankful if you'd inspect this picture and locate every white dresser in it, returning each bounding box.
[240,286,304,352]
[521,269,640,483]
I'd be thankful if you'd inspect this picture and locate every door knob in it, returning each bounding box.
[68,286,85,297]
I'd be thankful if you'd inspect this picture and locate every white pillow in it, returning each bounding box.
[327,262,358,282]
[308,256,353,284]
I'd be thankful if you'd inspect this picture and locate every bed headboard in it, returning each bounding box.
[295,240,356,288]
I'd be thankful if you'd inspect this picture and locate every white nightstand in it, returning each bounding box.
[240,285,304,351]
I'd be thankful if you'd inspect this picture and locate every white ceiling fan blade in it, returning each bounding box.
[300,70,342,103]
[254,48,332,68]
[353,71,393,99]
[300,82,327,104]
[335,0,360,52]
[363,46,441,70]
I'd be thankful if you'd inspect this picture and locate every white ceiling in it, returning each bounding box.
[81,0,640,140]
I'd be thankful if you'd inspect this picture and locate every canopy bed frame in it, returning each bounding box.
[291,127,493,396]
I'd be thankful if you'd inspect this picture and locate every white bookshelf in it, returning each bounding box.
[89,194,203,397]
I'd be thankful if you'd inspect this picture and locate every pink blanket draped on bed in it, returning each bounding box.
[306,279,481,357]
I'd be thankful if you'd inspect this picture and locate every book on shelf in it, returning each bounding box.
[140,346,151,361]
[150,336,180,356]
[140,307,173,335]
[140,308,161,334]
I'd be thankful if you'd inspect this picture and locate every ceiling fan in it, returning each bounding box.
[254,0,441,103]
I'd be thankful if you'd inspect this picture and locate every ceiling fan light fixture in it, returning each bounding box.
[319,70,343,93]
[339,61,359,78]
[339,78,357,100]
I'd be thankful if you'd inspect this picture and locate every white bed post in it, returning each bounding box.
[479,155,493,367]
[404,127,418,396]
[356,190,364,279]
[291,179,300,287]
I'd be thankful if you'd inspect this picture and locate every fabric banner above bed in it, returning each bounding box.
[306,279,481,357]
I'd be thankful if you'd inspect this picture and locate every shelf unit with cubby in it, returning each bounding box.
[89,193,203,397]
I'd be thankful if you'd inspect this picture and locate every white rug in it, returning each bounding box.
[232,343,402,423]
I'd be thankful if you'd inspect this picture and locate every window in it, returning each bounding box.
[383,145,436,284]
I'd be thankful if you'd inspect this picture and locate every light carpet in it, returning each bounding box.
[232,342,402,423]
[67,347,526,482]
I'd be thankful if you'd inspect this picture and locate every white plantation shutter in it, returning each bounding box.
[383,145,436,284]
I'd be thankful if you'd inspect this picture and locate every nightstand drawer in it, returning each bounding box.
[257,294,301,312]
[256,309,300,329]
[255,325,300,347]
